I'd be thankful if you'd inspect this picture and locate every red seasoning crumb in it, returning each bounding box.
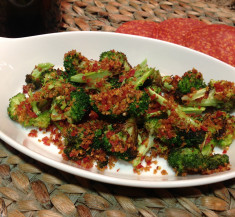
[161,169,168,175]
[28,129,38,137]
[42,136,51,146]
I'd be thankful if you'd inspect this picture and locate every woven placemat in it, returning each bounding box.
[0,139,235,217]
[59,0,235,33]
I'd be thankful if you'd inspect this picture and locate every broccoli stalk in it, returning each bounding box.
[148,88,201,129]
[182,80,235,111]
[70,70,111,84]
[132,135,155,167]
[121,59,160,90]
[179,106,205,114]
[145,106,205,120]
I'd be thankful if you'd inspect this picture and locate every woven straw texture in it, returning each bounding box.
[1,0,235,216]
[1,140,235,217]
[60,0,235,33]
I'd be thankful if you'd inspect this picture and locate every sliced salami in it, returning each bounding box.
[116,20,160,38]
[153,18,207,45]
[183,24,235,66]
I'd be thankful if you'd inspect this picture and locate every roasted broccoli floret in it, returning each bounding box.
[128,92,150,118]
[144,116,205,149]
[102,118,138,161]
[176,69,206,95]
[25,63,55,90]
[106,76,122,89]
[65,89,90,123]
[63,121,106,164]
[68,50,130,90]
[51,88,90,123]
[182,80,235,111]
[32,111,51,128]
[63,50,92,78]
[168,148,230,175]
[99,50,131,73]
[8,93,51,128]
[201,111,235,150]
[63,119,137,167]
[91,85,150,120]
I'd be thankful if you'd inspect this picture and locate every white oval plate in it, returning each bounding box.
[0,32,234,188]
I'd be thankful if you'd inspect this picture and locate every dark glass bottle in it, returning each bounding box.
[0,0,61,38]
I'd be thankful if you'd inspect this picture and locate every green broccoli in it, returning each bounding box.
[128,92,150,118]
[25,63,55,90]
[201,111,235,150]
[176,69,206,95]
[51,88,90,123]
[32,111,51,128]
[8,93,51,128]
[99,50,131,73]
[63,119,137,167]
[148,88,201,129]
[132,134,156,167]
[144,116,205,148]
[121,59,160,90]
[8,93,26,121]
[102,118,138,161]
[63,121,106,161]
[70,70,111,85]
[63,50,92,78]
[168,148,229,175]
[106,76,122,89]
[91,85,150,120]
[68,50,129,90]
[64,89,90,123]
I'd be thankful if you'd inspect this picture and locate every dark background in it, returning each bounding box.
[0,0,61,38]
